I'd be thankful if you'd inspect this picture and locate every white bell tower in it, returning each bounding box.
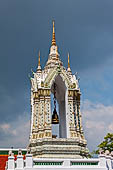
[28,21,89,158]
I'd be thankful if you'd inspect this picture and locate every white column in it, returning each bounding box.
[76,101,79,134]
[25,154,33,168]
[44,95,52,138]
[8,155,15,170]
[66,89,70,138]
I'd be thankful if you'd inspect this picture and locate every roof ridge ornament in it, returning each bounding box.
[51,21,56,46]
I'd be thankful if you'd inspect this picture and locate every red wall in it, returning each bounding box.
[0,155,8,170]
[0,155,26,170]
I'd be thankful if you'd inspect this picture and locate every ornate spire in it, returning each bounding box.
[38,50,41,67]
[67,52,71,72]
[52,21,56,46]
[45,21,61,70]
[68,53,70,69]
[37,50,41,72]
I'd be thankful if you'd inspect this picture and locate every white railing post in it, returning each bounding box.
[25,154,33,168]
[111,157,113,169]
[7,151,15,170]
[111,151,113,169]
[16,149,24,169]
[105,150,112,170]
[99,153,106,168]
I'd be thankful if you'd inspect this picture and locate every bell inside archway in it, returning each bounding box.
[52,108,59,124]
[52,83,59,124]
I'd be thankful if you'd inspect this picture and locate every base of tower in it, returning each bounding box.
[28,138,89,159]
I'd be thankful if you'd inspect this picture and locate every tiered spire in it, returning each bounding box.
[37,51,41,72]
[51,21,56,46]
[45,21,63,70]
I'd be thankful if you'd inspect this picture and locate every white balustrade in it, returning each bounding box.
[7,151,113,170]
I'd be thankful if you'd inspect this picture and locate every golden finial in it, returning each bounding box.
[52,20,56,46]
[53,20,55,33]
[68,52,70,69]
[38,50,40,66]
[37,50,41,72]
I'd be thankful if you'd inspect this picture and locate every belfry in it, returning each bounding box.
[28,21,89,158]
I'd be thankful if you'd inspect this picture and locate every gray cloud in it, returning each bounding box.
[0,111,30,148]
[82,100,113,152]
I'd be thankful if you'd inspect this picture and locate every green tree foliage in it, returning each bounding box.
[95,133,113,154]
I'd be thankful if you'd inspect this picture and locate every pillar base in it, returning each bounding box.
[28,138,89,159]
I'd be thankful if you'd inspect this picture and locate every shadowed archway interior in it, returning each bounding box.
[51,74,67,138]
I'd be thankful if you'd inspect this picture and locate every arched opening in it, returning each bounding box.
[51,74,67,138]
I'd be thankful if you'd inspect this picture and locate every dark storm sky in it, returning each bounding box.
[0,0,113,151]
